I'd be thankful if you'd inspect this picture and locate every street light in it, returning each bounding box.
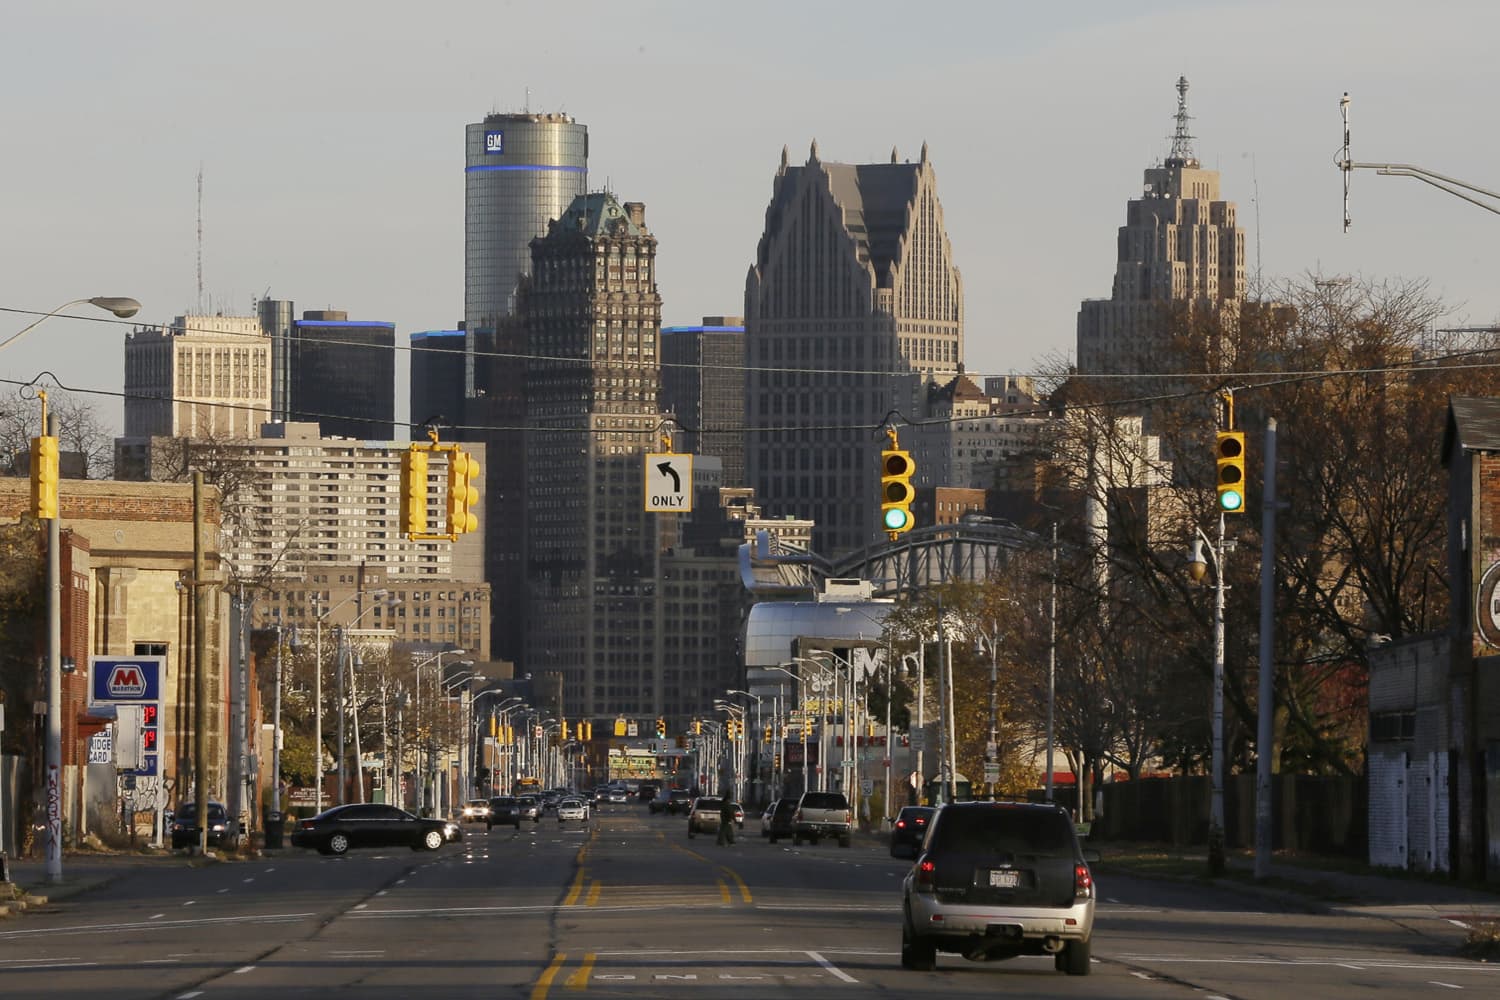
[11,296,139,881]
[1188,519,1228,876]
[0,296,142,353]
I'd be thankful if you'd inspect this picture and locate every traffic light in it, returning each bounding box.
[762,727,772,744]
[655,717,666,739]
[1215,431,1247,514]
[446,449,481,535]
[560,720,570,741]
[773,753,782,769]
[579,721,592,741]
[880,448,916,535]
[692,720,702,735]
[400,448,428,535]
[802,718,814,736]
[30,435,59,520]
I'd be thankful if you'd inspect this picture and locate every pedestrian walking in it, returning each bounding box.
[717,797,736,845]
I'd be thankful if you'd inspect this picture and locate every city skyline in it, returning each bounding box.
[6,2,1500,441]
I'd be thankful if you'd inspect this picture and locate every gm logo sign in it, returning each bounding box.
[484,129,504,154]
[107,664,147,697]
[89,656,163,706]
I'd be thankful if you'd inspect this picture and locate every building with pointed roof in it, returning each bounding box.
[744,141,964,556]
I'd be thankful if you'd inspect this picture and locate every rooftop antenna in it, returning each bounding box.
[196,163,205,313]
[1167,75,1197,168]
[525,87,530,113]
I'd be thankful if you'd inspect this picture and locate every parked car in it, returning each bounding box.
[889,805,936,858]
[487,796,523,830]
[900,801,1098,975]
[792,790,853,847]
[461,799,492,823]
[557,796,590,825]
[290,803,459,856]
[763,798,798,844]
[170,800,233,850]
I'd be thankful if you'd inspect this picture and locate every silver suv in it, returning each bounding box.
[900,802,1097,976]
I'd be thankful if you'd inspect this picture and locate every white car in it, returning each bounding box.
[557,797,590,825]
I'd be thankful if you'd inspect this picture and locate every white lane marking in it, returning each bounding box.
[805,951,857,984]
[376,890,388,896]
[1115,955,1500,974]
[1131,971,1154,980]
[242,878,254,884]
[177,993,205,999]
[0,912,319,940]
[353,903,368,910]
[1429,983,1463,990]
[330,951,386,957]
[150,914,165,920]
[233,966,255,974]
[183,900,196,906]
[1337,963,1365,970]
[140,959,181,964]
[263,867,276,873]
[217,888,229,893]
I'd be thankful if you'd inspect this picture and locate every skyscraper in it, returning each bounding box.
[464,110,588,397]
[1076,77,1247,376]
[288,310,396,440]
[661,316,745,487]
[522,192,662,717]
[744,142,964,557]
[122,314,270,439]
[409,329,466,433]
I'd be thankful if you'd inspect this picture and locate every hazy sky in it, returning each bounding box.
[5,0,1498,437]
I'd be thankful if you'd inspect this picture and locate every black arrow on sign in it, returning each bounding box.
[657,462,680,493]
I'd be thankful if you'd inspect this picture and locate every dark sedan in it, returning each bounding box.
[487,795,523,830]
[290,803,459,855]
[889,805,936,858]
[764,798,798,843]
[170,800,234,850]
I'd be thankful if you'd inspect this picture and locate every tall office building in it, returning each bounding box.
[744,142,964,557]
[522,192,663,717]
[1076,77,1247,376]
[123,314,271,439]
[464,110,589,665]
[256,296,296,421]
[661,316,746,487]
[410,330,466,434]
[464,110,589,397]
[287,310,396,440]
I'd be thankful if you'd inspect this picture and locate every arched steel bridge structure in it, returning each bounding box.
[740,519,1040,599]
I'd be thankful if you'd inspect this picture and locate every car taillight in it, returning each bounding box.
[300,820,315,831]
[845,810,853,825]
[1074,863,1094,899]
[895,819,907,830]
[914,859,936,891]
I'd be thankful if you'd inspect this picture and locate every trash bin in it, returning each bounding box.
[264,812,285,849]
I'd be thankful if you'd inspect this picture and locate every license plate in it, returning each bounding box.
[988,869,1020,888]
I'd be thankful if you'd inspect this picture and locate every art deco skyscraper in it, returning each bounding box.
[522,193,663,717]
[744,142,964,557]
[1076,77,1247,376]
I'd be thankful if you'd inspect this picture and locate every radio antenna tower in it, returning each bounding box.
[196,164,205,313]
[1167,75,1197,167]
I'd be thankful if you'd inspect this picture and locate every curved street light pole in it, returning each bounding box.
[14,296,140,884]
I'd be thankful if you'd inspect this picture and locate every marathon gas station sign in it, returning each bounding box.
[88,656,164,777]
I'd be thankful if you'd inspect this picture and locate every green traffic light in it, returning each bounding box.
[1219,489,1244,512]
[883,507,912,530]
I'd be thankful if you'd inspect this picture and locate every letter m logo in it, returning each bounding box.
[107,665,146,698]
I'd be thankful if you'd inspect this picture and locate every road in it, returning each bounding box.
[1,802,1495,998]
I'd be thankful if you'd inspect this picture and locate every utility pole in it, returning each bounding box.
[193,472,210,856]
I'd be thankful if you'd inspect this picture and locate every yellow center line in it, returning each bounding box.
[671,843,709,864]
[564,952,596,989]
[718,866,753,903]
[562,868,587,907]
[716,878,731,904]
[530,952,568,1000]
[585,879,602,906]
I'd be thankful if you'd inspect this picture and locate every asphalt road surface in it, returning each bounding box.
[1,802,1496,998]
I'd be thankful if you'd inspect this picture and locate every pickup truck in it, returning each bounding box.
[792,791,853,847]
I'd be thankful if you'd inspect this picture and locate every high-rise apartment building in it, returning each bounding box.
[522,192,662,718]
[661,316,746,487]
[287,310,396,440]
[410,329,466,432]
[123,314,270,439]
[1076,78,1247,376]
[745,142,964,557]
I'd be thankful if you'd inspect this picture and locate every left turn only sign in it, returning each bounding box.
[645,453,693,512]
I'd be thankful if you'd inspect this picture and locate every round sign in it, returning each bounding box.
[1476,561,1500,649]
